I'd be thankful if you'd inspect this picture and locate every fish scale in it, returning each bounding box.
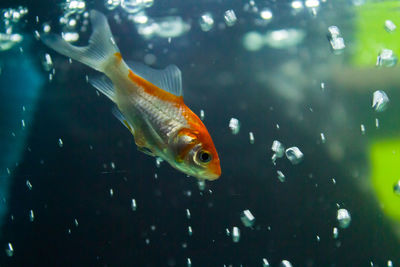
[128,89,188,140]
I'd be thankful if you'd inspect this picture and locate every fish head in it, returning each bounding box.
[172,127,221,180]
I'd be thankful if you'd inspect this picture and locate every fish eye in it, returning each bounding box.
[197,150,212,163]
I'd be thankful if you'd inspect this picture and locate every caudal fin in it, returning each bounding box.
[41,10,119,72]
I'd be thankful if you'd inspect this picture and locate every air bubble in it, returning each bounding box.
[320,133,326,143]
[305,0,319,7]
[333,227,339,239]
[232,226,240,242]
[242,31,264,51]
[65,0,86,15]
[225,228,230,236]
[152,16,190,38]
[186,209,191,219]
[105,0,120,10]
[62,31,79,42]
[277,170,285,182]
[260,8,273,20]
[377,49,397,67]
[229,118,240,135]
[41,53,53,71]
[200,109,205,120]
[291,0,304,9]
[121,0,146,14]
[285,146,304,164]
[280,260,293,267]
[34,30,40,40]
[43,23,51,33]
[26,180,32,190]
[393,180,400,196]
[188,226,193,236]
[384,20,396,33]
[271,140,285,158]
[360,124,365,135]
[249,132,255,144]
[0,33,23,51]
[5,242,13,257]
[240,209,255,227]
[223,10,237,27]
[327,26,345,54]
[131,199,137,211]
[372,90,389,112]
[197,179,205,191]
[337,208,351,228]
[199,12,214,32]
[29,210,34,222]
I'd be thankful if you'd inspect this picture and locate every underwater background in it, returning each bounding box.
[1,0,400,266]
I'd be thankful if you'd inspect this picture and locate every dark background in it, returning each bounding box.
[0,0,399,266]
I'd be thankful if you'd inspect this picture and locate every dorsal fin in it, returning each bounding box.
[126,61,183,97]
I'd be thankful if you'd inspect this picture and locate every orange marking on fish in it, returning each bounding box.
[128,70,184,104]
[114,52,122,63]
[180,109,221,177]
[127,68,220,178]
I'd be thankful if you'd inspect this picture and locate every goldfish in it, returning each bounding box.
[41,10,221,180]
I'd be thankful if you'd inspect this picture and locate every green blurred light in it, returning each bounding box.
[353,1,400,66]
[370,138,400,222]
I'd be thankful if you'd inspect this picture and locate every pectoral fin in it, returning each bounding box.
[112,107,151,152]
[137,146,155,157]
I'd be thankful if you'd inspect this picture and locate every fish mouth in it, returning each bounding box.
[204,169,221,181]
[194,170,220,181]
[206,174,220,181]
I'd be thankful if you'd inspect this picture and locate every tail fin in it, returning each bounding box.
[41,10,119,72]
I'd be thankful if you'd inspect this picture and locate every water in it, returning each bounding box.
[1,0,400,266]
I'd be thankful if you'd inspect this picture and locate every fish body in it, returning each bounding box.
[42,10,221,180]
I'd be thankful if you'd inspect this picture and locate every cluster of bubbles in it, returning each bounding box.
[240,0,328,52]
[243,29,306,51]
[105,0,238,40]
[104,0,192,39]
[57,0,89,42]
[0,7,28,51]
